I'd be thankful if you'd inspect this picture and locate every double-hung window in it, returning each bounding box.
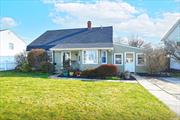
[9,43,14,50]
[83,50,98,64]
[136,53,145,66]
[101,50,107,64]
[114,53,123,65]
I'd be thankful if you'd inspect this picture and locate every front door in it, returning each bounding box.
[125,52,135,72]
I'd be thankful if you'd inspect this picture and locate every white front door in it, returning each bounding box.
[125,52,135,72]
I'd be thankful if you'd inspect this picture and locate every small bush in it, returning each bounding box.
[95,64,118,78]
[81,64,119,79]
[20,62,31,72]
[40,61,54,73]
[81,69,96,78]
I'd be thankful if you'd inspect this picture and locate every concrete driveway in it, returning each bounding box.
[149,77,180,100]
[135,75,180,116]
[160,77,180,84]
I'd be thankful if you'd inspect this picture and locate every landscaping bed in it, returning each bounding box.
[0,71,178,120]
[57,75,136,80]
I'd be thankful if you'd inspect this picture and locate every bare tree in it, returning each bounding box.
[15,51,27,67]
[143,45,168,74]
[128,35,144,48]
[164,40,180,61]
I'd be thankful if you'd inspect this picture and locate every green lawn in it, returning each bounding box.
[0,71,178,120]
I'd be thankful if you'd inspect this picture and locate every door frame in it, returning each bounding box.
[61,51,71,64]
[124,52,135,72]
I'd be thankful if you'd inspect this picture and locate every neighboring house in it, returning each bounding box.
[27,21,146,73]
[161,19,180,70]
[0,30,26,71]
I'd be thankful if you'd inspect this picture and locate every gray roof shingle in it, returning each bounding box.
[27,26,113,51]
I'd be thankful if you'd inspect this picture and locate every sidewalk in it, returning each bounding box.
[135,75,180,116]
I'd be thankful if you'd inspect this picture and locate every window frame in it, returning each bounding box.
[114,53,123,65]
[136,53,146,66]
[9,43,14,50]
[101,50,107,64]
[82,50,98,64]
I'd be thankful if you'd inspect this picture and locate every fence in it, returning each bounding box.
[0,61,16,71]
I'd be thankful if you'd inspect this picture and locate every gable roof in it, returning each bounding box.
[27,26,113,51]
[161,19,180,41]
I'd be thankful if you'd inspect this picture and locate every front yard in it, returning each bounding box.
[0,71,178,120]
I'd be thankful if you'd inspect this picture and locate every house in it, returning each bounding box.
[0,30,26,71]
[27,21,146,73]
[161,19,180,70]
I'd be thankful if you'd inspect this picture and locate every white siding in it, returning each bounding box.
[0,30,26,71]
[162,20,180,70]
[170,58,180,70]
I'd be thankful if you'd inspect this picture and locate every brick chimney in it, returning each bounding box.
[87,21,91,29]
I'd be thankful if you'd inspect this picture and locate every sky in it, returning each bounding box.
[0,0,180,45]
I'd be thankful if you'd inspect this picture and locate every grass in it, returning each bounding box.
[0,71,178,120]
[170,72,180,77]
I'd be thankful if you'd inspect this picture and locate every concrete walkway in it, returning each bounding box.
[135,75,180,116]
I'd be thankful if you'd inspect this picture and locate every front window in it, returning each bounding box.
[136,53,145,66]
[101,50,107,64]
[83,50,98,64]
[114,53,123,65]
[9,43,14,50]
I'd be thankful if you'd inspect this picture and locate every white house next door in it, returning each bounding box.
[125,52,135,72]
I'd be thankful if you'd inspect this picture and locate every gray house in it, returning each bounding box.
[27,21,146,73]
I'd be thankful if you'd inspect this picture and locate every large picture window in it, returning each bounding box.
[101,50,107,64]
[136,53,145,66]
[114,53,123,65]
[83,50,98,64]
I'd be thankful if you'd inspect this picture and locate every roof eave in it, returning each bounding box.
[50,47,114,51]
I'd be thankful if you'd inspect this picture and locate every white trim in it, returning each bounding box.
[101,50,107,64]
[82,50,98,64]
[136,53,146,66]
[124,52,135,72]
[113,43,143,50]
[51,51,54,63]
[114,53,123,65]
[50,47,113,51]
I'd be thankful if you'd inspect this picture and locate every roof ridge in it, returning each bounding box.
[47,26,112,32]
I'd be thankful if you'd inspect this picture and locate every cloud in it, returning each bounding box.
[0,17,18,29]
[117,12,180,38]
[43,0,180,44]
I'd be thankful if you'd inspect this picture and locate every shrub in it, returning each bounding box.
[27,49,49,70]
[95,64,118,78]
[20,62,31,72]
[15,51,27,71]
[81,64,119,79]
[81,69,96,78]
[40,61,54,73]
